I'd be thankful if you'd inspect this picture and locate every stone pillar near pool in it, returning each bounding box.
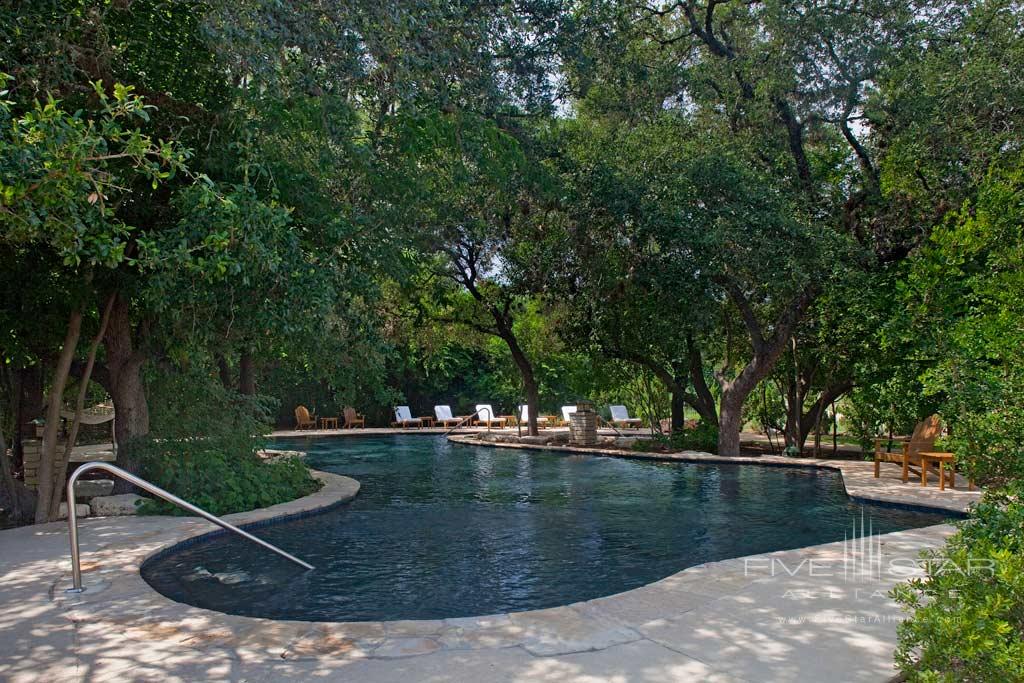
[570,400,598,446]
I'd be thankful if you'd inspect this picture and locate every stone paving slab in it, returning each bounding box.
[0,437,978,682]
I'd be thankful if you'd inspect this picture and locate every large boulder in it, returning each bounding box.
[73,479,115,501]
[89,493,146,516]
[257,449,305,464]
[57,502,91,519]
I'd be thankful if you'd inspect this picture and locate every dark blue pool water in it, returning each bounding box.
[141,436,950,621]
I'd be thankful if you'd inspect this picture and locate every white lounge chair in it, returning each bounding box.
[609,405,642,429]
[474,404,506,428]
[434,405,464,428]
[560,405,577,426]
[391,406,423,428]
[519,405,549,428]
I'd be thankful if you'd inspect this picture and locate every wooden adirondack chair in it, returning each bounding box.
[343,406,366,429]
[294,405,316,430]
[873,414,943,482]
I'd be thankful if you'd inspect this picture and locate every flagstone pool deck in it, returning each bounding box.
[0,437,980,683]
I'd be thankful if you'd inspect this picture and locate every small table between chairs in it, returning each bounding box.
[918,452,974,491]
[320,417,339,430]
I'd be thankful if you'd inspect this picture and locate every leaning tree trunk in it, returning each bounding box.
[34,309,83,523]
[507,338,539,436]
[104,294,149,491]
[686,337,719,425]
[47,295,115,520]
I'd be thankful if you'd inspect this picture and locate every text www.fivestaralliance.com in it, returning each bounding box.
[776,615,908,625]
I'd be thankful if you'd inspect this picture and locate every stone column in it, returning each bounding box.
[569,400,598,446]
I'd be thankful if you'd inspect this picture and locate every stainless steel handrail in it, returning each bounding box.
[597,413,626,437]
[442,407,500,436]
[64,462,313,593]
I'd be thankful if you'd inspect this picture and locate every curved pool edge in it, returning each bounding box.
[446,433,978,516]
[46,440,978,671]
[139,470,362,574]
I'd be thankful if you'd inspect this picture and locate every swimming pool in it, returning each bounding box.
[141,435,951,622]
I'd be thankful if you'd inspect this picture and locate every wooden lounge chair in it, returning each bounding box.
[474,404,506,428]
[520,405,549,429]
[559,405,577,427]
[391,406,423,428]
[434,405,464,428]
[609,405,642,429]
[873,414,943,482]
[342,406,366,429]
[294,405,316,430]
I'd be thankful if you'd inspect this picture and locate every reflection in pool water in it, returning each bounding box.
[141,435,950,621]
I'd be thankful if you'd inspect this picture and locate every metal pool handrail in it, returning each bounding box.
[64,462,313,593]
[442,406,501,435]
[596,412,626,437]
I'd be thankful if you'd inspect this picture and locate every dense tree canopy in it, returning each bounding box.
[0,0,1020,519]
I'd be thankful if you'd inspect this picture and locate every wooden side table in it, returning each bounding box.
[918,452,974,491]
[419,416,436,428]
[320,417,339,430]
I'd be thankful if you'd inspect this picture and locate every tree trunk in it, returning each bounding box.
[105,294,149,490]
[670,387,687,433]
[716,357,778,456]
[687,336,718,424]
[781,379,854,452]
[717,391,745,456]
[238,352,256,395]
[505,334,539,436]
[783,379,803,451]
[715,284,817,456]
[0,391,36,523]
[216,354,233,389]
[523,374,540,437]
[35,309,83,523]
[624,352,716,429]
[47,295,115,520]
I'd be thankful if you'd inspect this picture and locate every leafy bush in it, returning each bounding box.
[633,421,719,454]
[132,440,320,516]
[128,366,320,516]
[946,398,1024,488]
[892,483,1024,681]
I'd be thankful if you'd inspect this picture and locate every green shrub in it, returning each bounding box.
[127,366,320,516]
[945,395,1024,488]
[892,483,1024,681]
[633,421,719,454]
[132,439,320,516]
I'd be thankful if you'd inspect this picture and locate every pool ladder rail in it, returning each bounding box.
[64,462,314,593]
[442,407,499,435]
